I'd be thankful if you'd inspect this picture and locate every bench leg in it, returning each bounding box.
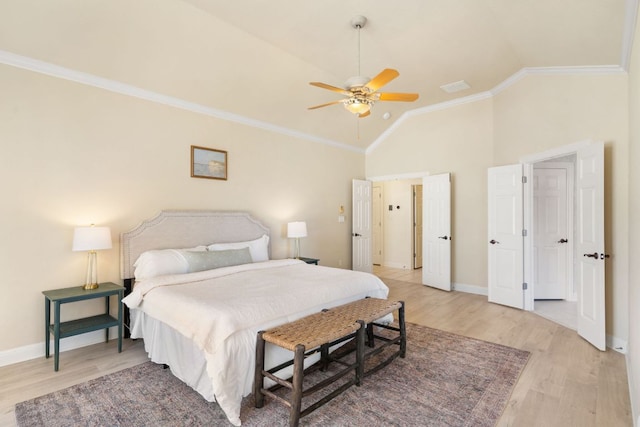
[399,301,406,358]
[320,342,329,371]
[290,344,306,427]
[254,331,266,408]
[356,320,365,386]
[366,323,375,348]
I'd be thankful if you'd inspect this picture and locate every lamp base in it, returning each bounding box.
[82,283,99,290]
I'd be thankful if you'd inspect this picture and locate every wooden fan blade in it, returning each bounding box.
[365,68,399,92]
[378,92,419,102]
[308,100,343,110]
[358,110,370,118]
[309,82,351,96]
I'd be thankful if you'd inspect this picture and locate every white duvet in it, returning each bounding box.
[123,259,389,426]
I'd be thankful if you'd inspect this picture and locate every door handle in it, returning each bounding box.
[600,253,610,260]
[489,239,499,244]
[583,252,598,258]
[352,233,361,237]
[558,238,568,243]
[438,236,449,240]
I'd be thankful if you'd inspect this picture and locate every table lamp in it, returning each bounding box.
[72,225,112,290]
[287,221,307,259]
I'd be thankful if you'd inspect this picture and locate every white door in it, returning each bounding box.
[372,184,383,265]
[534,166,569,299]
[413,184,423,269]
[488,164,524,309]
[352,179,372,273]
[422,174,451,291]
[575,142,606,350]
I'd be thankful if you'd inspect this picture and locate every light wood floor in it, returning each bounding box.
[376,265,632,427]
[0,267,632,426]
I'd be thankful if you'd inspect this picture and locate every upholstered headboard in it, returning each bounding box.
[120,210,271,280]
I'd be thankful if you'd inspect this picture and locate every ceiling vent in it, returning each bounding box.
[440,80,471,94]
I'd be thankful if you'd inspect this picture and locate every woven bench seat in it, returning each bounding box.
[254,297,406,427]
[254,309,365,427]
[321,297,406,378]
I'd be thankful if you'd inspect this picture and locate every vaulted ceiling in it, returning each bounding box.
[0,0,633,151]
[180,0,631,150]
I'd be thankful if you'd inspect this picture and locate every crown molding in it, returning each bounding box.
[0,49,629,157]
[367,64,627,154]
[0,50,364,154]
[365,91,492,155]
[621,0,640,70]
[491,65,626,96]
[367,171,430,182]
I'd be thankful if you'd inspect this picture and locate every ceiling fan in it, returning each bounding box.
[308,16,419,118]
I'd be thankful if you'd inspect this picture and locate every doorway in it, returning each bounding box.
[489,140,606,350]
[522,141,606,350]
[371,178,423,270]
[532,158,576,329]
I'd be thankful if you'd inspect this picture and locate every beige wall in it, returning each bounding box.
[493,73,629,343]
[0,0,352,146]
[367,99,494,288]
[0,64,363,352]
[366,73,629,343]
[627,8,640,423]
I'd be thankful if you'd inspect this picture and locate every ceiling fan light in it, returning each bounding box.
[344,98,372,115]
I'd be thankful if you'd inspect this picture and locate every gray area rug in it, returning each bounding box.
[15,323,529,426]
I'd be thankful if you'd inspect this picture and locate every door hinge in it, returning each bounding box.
[522,176,527,184]
[522,229,528,236]
[522,283,528,290]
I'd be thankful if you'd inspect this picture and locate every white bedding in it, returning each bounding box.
[123,259,389,426]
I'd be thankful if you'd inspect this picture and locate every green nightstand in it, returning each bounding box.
[43,282,124,371]
[298,257,319,265]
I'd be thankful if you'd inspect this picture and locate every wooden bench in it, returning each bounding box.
[254,298,406,427]
[331,297,406,378]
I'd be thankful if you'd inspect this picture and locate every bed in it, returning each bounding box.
[120,210,389,426]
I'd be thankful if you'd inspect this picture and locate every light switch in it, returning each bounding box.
[338,215,345,223]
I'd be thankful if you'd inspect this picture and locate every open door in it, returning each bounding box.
[422,174,451,291]
[372,184,383,265]
[413,185,423,269]
[575,142,606,350]
[488,164,524,309]
[352,179,372,273]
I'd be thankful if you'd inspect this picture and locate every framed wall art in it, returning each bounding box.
[191,145,227,180]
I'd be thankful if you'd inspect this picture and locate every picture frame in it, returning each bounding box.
[191,145,228,180]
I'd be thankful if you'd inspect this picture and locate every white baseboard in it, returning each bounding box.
[382,262,412,270]
[453,282,488,296]
[451,284,628,354]
[607,335,628,354]
[0,327,119,368]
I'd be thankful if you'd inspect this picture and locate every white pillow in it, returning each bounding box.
[133,246,206,280]
[207,234,269,262]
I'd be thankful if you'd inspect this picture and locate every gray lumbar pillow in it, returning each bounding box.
[181,247,253,273]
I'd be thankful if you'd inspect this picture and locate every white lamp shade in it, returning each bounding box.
[287,221,307,238]
[72,226,113,251]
